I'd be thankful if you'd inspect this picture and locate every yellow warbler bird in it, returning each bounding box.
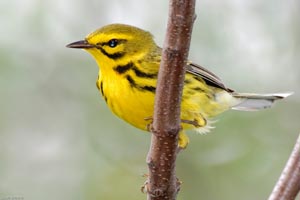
[67,24,292,148]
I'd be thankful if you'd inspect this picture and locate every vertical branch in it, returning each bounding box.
[146,0,196,200]
[268,133,300,200]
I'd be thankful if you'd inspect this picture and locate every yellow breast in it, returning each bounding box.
[96,59,158,131]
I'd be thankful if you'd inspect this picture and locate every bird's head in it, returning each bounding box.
[67,24,158,68]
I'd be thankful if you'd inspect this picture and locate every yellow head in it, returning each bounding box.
[67,24,159,69]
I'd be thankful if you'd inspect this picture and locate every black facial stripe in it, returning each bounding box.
[97,47,125,60]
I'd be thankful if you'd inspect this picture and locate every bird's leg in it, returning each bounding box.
[146,117,205,129]
[141,174,149,194]
[181,117,206,128]
[181,119,201,128]
[145,116,193,150]
[144,116,154,132]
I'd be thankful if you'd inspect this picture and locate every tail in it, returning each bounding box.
[231,92,293,111]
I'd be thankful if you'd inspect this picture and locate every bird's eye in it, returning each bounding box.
[108,39,118,48]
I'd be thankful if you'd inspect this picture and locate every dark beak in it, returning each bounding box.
[66,40,95,49]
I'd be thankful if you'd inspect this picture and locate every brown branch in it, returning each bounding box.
[268,133,300,200]
[146,0,196,200]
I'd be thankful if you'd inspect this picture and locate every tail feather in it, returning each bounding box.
[231,92,293,111]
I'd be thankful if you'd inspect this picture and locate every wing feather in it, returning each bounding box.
[186,62,233,92]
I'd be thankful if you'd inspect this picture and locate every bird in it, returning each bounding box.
[66,23,292,149]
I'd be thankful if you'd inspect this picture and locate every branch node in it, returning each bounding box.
[150,189,165,198]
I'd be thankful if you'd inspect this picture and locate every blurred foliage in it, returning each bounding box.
[0,0,299,200]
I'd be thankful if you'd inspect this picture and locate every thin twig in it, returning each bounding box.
[146,0,196,200]
[268,133,300,200]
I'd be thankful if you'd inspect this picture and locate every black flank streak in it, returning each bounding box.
[100,81,104,96]
[96,75,100,90]
[115,62,157,78]
[96,81,100,90]
[192,87,205,93]
[190,86,211,99]
[126,75,136,87]
[184,79,192,84]
[187,90,195,95]
[126,75,155,93]
[132,66,157,78]
[100,81,108,102]
[114,62,133,74]
[142,85,156,93]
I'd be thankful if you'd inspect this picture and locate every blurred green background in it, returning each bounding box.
[1,0,299,199]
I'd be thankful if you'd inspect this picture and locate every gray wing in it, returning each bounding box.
[186,62,233,92]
